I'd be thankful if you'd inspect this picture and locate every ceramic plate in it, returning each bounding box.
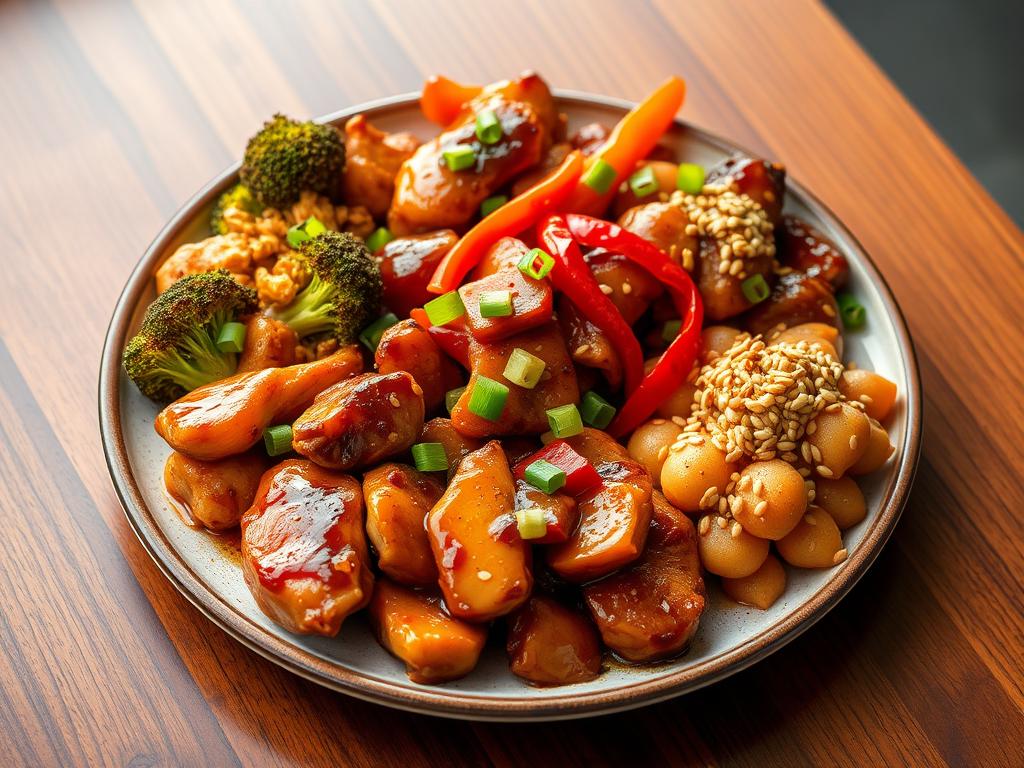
[99,91,921,721]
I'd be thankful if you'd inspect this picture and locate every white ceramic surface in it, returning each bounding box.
[100,91,921,720]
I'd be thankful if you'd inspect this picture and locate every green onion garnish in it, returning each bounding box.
[837,293,866,329]
[546,403,583,439]
[517,247,555,280]
[263,424,293,456]
[478,290,513,318]
[523,459,566,494]
[503,347,546,389]
[662,319,682,343]
[579,391,616,429]
[515,508,548,540]
[480,194,508,218]
[676,163,705,195]
[582,158,617,194]
[741,274,770,304]
[286,215,327,249]
[445,386,466,414]
[467,376,509,421]
[475,109,502,145]
[365,227,394,253]
[215,321,246,353]
[411,442,448,473]
[443,144,477,171]
[423,291,466,326]
[628,165,659,198]
[358,312,399,352]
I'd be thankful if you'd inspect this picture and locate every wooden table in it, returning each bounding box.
[1,0,1021,765]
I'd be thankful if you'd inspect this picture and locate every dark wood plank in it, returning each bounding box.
[0,0,1021,765]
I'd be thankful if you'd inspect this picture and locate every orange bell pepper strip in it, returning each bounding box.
[427,150,584,294]
[420,75,483,126]
[560,76,686,216]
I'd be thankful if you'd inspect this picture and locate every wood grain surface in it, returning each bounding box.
[0,0,1021,765]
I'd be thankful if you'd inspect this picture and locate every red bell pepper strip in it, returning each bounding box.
[514,440,602,497]
[560,76,686,216]
[564,214,704,437]
[420,75,482,126]
[428,150,584,295]
[410,307,470,369]
[537,214,644,396]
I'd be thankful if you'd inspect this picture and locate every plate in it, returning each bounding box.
[99,91,921,721]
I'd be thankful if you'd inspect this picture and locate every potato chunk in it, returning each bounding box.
[292,372,425,470]
[507,595,602,686]
[583,491,705,662]
[370,579,487,685]
[426,441,532,621]
[241,460,373,636]
[363,464,442,587]
[164,450,267,531]
[547,429,653,583]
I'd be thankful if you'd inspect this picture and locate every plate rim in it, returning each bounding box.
[98,89,922,721]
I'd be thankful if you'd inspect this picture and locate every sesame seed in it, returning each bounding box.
[699,516,711,535]
[821,303,836,317]
[598,283,613,295]
[388,393,400,408]
[816,465,834,478]
[657,446,668,461]
[833,548,848,565]
[574,344,591,356]
[717,516,729,529]
[621,281,633,295]
[730,521,743,538]
[849,434,859,451]
[754,500,768,517]
[477,570,492,581]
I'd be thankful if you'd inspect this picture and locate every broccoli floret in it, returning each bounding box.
[272,231,382,344]
[210,183,263,235]
[123,271,258,402]
[240,114,345,209]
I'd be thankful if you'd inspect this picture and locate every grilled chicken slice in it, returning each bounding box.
[292,372,425,470]
[377,230,458,317]
[387,72,557,235]
[426,440,532,622]
[370,579,487,684]
[375,319,459,412]
[547,429,653,583]
[363,463,442,587]
[155,348,363,461]
[163,449,268,531]
[340,114,420,219]
[745,271,840,337]
[506,595,602,686]
[776,215,850,288]
[583,490,706,663]
[241,459,373,636]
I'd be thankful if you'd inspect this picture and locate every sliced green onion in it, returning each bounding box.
[365,227,394,253]
[579,391,616,430]
[523,459,566,494]
[286,215,326,249]
[467,376,508,421]
[480,194,508,218]
[662,319,682,343]
[475,109,502,145]
[741,274,771,304]
[411,442,448,473]
[445,386,466,414]
[263,424,293,456]
[546,403,583,439]
[478,290,513,318]
[837,293,866,329]
[358,312,399,352]
[515,508,548,540]
[628,165,659,198]
[503,347,546,389]
[443,144,476,171]
[216,321,246,353]
[517,247,555,280]
[582,157,617,194]
[676,162,705,195]
[423,291,465,326]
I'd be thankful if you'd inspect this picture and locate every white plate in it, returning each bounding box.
[99,91,921,721]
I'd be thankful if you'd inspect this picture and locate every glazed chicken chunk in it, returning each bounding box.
[164,450,268,531]
[241,460,374,636]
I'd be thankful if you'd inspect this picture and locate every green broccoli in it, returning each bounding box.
[240,114,345,209]
[210,183,264,235]
[272,231,382,344]
[123,271,258,402]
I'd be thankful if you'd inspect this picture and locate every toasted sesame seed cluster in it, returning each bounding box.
[670,182,776,278]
